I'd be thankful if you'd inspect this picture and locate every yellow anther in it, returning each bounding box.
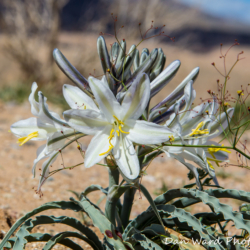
[207,160,215,170]
[17,131,38,146]
[99,146,113,156]
[208,144,230,167]
[119,125,129,134]
[116,130,120,136]
[208,144,231,154]
[169,135,175,142]
[223,102,229,107]
[237,90,244,96]
[207,157,223,163]
[84,105,87,109]
[189,122,209,137]
[207,156,224,167]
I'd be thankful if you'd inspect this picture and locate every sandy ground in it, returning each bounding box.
[0,33,249,249]
[0,99,249,249]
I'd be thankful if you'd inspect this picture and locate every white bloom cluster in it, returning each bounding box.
[10,36,233,192]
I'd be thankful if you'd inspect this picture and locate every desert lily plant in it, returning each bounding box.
[2,36,250,250]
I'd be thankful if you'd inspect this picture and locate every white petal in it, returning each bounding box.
[63,84,99,111]
[46,131,67,153]
[37,151,58,193]
[32,144,51,177]
[11,117,57,139]
[180,103,210,136]
[101,76,110,88]
[46,128,78,153]
[29,82,40,116]
[64,109,109,135]
[121,73,150,120]
[166,152,201,189]
[207,96,219,120]
[126,120,173,144]
[163,145,183,154]
[38,92,69,127]
[180,80,196,121]
[204,141,229,161]
[183,148,215,177]
[165,103,182,135]
[84,126,112,167]
[88,76,121,122]
[113,136,140,180]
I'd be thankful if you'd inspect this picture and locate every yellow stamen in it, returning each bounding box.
[17,131,38,146]
[109,137,114,147]
[208,144,231,154]
[99,116,129,156]
[108,129,115,147]
[207,144,231,166]
[207,157,223,163]
[108,129,114,139]
[207,160,215,170]
[169,135,175,142]
[99,129,115,156]
[99,146,113,156]
[189,122,209,137]
[84,105,87,109]
[119,125,129,134]
[113,115,124,125]
[237,90,244,96]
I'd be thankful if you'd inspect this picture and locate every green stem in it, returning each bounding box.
[121,187,136,229]
[105,185,131,228]
[236,122,250,144]
[105,187,119,227]
[233,127,240,147]
[232,120,250,130]
[108,166,119,187]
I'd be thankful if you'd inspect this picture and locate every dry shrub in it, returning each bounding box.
[0,0,68,84]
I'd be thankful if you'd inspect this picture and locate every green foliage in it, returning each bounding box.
[231,102,250,131]
[2,186,250,249]
[0,83,31,103]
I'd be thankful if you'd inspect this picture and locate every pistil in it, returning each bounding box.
[17,131,39,146]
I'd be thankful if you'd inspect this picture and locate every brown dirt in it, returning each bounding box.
[0,99,249,249]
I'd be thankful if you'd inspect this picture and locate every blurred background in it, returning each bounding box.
[0,0,249,105]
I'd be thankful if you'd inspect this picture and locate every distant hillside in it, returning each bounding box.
[61,0,250,51]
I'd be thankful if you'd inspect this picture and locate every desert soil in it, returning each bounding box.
[0,100,249,249]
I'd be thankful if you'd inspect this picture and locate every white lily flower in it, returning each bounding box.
[64,73,174,180]
[10,84,79,177]
[159,80,234,187]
